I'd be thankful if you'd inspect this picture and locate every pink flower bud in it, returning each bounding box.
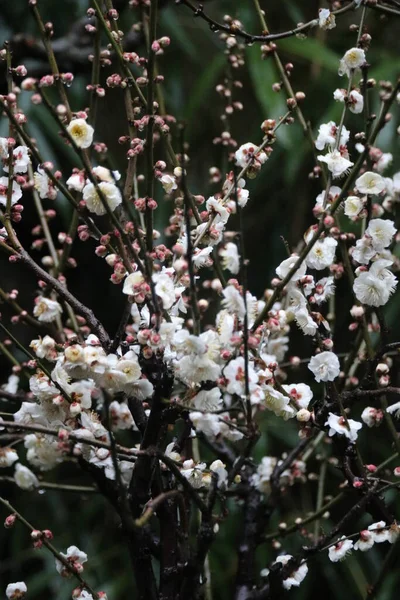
[4,514,16,528]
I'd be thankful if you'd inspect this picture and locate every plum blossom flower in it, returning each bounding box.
[328,537,354,561]
[67,118,94,148]
[153,270,176,309]
[2,145,30,174]
[191,388,222,411]
[306,237,337,270]
[308,351,340,382]
[82,181,122,215]
[276,255,306,282]
[122,271,145,296]
[235,142,267,169]
[274,555,309,590]
[55,545,88,576]
[319,8,335,30]
[368,521,390,543]
[6,582,27,599]
[0,447,18,468]
[225,357,258,396]
[361,406,384,427]
[33,297,63,323]
[221,285,245,318]
[0,177,22,206]
[353,260,397,307]
[282,383,313,409]
[354,530,375,551]
[344,195,364,218]
[325,412,362,442]
[355,171,386,195]
[159,174,177,193]
[364,218,396,250]
[348,89,364,114]
[318,150,354,178]
[315,122,349,151]
[339,48,366,77]
[34,167,57,200]
[66,171,86,192]
[219,242,240,274]
[14,463,39,490]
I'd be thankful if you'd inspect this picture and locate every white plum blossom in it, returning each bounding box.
[355,171,386,195]
[2,145,30,174]
[67,118,94,148]
[364,219,396,250]
[34,166,56,200]
[206,197,229,225]
[33,297,63,323]
[319,8,335,30]
[339,48,366,77]
[0,177,22,206]
[276,255,306,282]
[83,181,122,215]
[209,459,228,488]
[368,521,390,543]
[318,150,354,178]
[353,260,397,307]
[308,351,340,382]
[159,174,177,193]
[306,237,337,270]
[219,242,240,274]
[14,463,39,490]
[221,285,245,319]
[376,152,393,173]
[66,171,85,191]
[55,545,88,576]
[315,122,349,151]
[328,537,354,562]
[348,89,364,114]
[153,270,176,309]
[264,385,296,419]
[344,195,364,218]
[6,583,27,599]
[122,271,145,296]
[325,412,362,442]
[274,555,309,590]
[354,530,375,551]
[92,166,121,182]
[361,406,383,427]
[235,143,267,168]
[282,383,313,409]
[191,388,222,411]
[225,357,258,396]
[0,447,18,468]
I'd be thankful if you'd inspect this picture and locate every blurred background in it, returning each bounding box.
[0,0,400,598]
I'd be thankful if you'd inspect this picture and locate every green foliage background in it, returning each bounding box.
[0,1,400,598]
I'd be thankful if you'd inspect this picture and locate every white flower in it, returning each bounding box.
[344,195,364,218]
[325,412,362,442]
[348,89,364,114]
[2,374,20,394]
[3,146,30,174]
[361,406,383,427]
[318,150,354,178]
[386,401,400,418]
[376,152,393,173]
[14,463,39,490]
[153,271,176,309]
[122,271,145,296]
[66,171,85,192]
[177,355,221,384]
[0,447,18,468]
[33,297,62,323]
[354,530,375,551]
[55,545,88,575]
[368,521,390,543]
[206,197,229,224]
[294,309,318,336]
[339,47,366,77]
[274,555,308,590]
[314,276,335,304]
[6,582,27,599]
[210,459,228,488]
[221,285,245,319]
[83,181,122,215]
[190,412,221,439]
[328,536,354,561]
[264,385,295,419]
[319,8,335,30]
[33,166,56,200]
[235,143,267,168]
[353,260,397,307]
[308,351,340,382]
[352,236,376,265]
[181,459,207,488]
[333,88,346,103]
[306,237,337,270]
[315,122,349,151]
[219,242,240,274]
[109,400,135,429]
[282,383,313,409]
[0,177,22,207]
[159,174,177,194]
[193,247,213,268]
[67,118,94,148]
[276,255,306,282]
[92,166,121,182]
[364,218,396,250]
[225,357,258,397]
[355,171,386,195]
[192,388,222,411]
